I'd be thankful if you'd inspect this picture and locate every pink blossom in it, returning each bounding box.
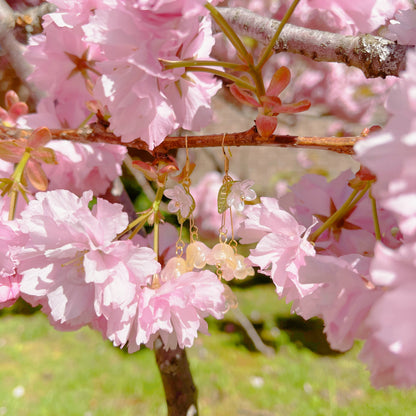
[290,60,395,125]
[0,222,24,308]
[387,9,416,45]
[83,0,220,148]
[357,241,416,387]
[238,197,316,305]
[23,1,105,129]
[279,170,401,256]
[16,190,159,331]
[42,141,126,196]
[297,254,382,352]
[355,49,416,239]
[120,270,228,352]
[133,222,179,268]
[360,280,416,388]
[268,0,411,35]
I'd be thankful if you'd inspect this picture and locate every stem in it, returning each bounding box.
[8,189,18,221]
[78,112,95,129]
[256,0,301,70]
[309,182,371,243]
[369,187,381,241]
[206,3,251,65]
[309,188,360,243]
[348,182,371,210]
[115,211,152,240]
[8,150,31,220]
[161,58,247,72]
[185,67,257,92]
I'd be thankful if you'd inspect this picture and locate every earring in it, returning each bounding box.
[207,134,255,281]
[162,137,210,281]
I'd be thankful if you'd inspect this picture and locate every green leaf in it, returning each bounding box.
[217,181,234,214]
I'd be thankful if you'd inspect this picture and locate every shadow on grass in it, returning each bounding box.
[216,314,341,357]
[0,297,41,316]
[276,315,342,356]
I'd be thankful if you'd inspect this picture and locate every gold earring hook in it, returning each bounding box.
[221,133,229,176]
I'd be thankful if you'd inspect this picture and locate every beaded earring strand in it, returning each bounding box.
[162,137,210,280]
[208,134,255,281]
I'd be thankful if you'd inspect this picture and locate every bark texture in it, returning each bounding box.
[0,125,360,155]
[154,340,198,416]
[217,7,410,78]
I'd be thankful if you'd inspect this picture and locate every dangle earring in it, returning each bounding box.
[208,134,255,281]
[162,137,209,281]
[183,137,211,270]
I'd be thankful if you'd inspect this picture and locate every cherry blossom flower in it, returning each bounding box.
[124,270,228,352]
[164,185,194,220]
[297,254,382,352]
[279,170,401,256]
[266,0,411,35]
[83,0,220,148]
[227,180,257,212]
[238,197,316,306]
[359,280,416,388]
[387,9,416,45]
[42,141,126,196]
[15,190,159,331]
[358,240,416,387]
[0,221,24,308]
[355,49,416,239]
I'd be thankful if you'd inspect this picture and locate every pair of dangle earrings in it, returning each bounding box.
[162,135,256,282]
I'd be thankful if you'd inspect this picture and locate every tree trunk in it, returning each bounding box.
[154,338,198,416]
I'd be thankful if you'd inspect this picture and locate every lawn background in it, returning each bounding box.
[0,284,415,416]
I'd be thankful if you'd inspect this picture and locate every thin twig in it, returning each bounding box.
[124,154,168,211]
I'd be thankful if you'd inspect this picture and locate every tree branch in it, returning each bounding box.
[0,0,42,102]
[216,7,410,78]
[0,124,360,155]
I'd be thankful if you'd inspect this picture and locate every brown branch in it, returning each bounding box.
[0,0,43,102]
[216,7,411,78]
[0,124,361,155]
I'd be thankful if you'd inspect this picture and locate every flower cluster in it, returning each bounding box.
[23,0,221,149]
[8,190,227,351]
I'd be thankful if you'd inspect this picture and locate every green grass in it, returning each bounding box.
[1,285,416,415]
